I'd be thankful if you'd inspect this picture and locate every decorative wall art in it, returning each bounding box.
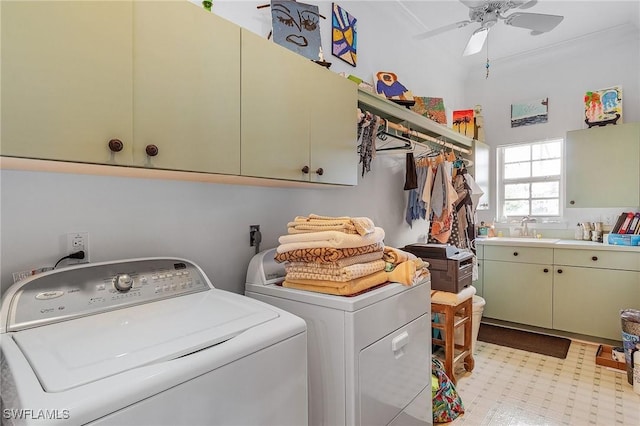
[584,86,622,127]
[271,1,322,61]
[375,71,414,107]
[411,97,447,125]
[510,98,549,128]
[452,109,474,137]
[331,3,357,66]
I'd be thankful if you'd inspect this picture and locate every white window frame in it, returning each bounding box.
[496,138,564,221]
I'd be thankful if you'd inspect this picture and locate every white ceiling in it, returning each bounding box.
[398,0,640,69]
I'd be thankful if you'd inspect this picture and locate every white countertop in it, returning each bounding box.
[476,237,640,252]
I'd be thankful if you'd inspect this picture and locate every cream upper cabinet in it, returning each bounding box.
[1,1,134,164]
[565,123,640,208]
[133,2,240,174]
[240,30,357,185]
[2,1,240,175]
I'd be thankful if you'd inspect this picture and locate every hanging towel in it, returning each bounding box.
[404,152,418,190]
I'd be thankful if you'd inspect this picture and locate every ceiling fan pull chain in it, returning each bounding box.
[485,34,490,79]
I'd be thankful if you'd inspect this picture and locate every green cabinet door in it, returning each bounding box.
[1,1,133,165]
[483,260,553,328]
[133,2,240,174]
[553,267,640,340]
[566,123,640,208]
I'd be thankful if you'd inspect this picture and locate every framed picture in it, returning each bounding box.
[511,98,548,128]
[271,1,322,61]
[411,97,447,125]
[331,3,357,66]
[452,109,474,137]
[584,86,622,127]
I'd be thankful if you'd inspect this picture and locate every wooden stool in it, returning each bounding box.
[431,294,474,385]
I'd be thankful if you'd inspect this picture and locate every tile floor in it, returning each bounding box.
[447,340,640,425]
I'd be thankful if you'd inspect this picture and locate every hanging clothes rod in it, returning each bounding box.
[384,120,471,155]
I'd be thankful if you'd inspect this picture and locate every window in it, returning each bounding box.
[497,139,563,219]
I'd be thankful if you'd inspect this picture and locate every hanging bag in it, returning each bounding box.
[431,357,465,423]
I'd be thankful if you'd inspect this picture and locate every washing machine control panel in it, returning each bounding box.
[3,258,211,332]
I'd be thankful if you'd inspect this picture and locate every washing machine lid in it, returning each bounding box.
[11,290,278,392]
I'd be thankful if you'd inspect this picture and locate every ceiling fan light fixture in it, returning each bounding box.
[463,26,489,56]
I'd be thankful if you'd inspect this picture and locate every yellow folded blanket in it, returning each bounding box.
[383,246,417,266]
[274,242,384,264]
[387,259,430,286]
[283,270,389,295]
[288,214,376,236]
[277,227,385,253]
[285,259,386,282]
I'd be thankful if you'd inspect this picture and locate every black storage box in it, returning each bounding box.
[402,243,473,293]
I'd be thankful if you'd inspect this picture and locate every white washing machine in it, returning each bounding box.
[1,257,307,426]
[245,248,432,426]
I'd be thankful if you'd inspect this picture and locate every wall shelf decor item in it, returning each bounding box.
[331,3,357,66]
[452,109,474,137]
[411,97,447,125]
[584,86,622,128]
[271,0,322,61]
[510,98,548,128]
[375,71,414,107]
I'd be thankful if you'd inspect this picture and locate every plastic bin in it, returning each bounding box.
[455,295,486,354]
[620,309,640,385]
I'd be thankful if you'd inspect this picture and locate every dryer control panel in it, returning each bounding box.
[1,258,211,332]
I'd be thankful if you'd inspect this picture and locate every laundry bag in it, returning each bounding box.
[431,357,465,423]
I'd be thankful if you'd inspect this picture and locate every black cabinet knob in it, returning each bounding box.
[543,268,549,273]
[591,256,598,261]
[557,269,563,274]
[315,168,324,176]
[513,252,519,256]
[145,144,159,157]
[108,139,123,152]
[301,166,310,174]
[570,200,575,205]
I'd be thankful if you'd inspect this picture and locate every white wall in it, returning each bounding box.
[1,1,462,295]
[464,23,640,235]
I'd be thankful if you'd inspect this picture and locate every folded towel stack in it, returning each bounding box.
[274,214,429,296]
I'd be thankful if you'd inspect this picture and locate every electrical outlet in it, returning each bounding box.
[67,232,89,264]
[249,225,260,247]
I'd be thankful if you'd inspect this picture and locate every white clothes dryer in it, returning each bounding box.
[245,248,433,426]
[1,257,307,426]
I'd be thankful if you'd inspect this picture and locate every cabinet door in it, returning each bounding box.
[483,260,553,328]
[308,68,357,185]
[241,30,310,181]
[133,2,240,174]
[566,123,640,208]
[553,267,640,340]
[1,1,133,164]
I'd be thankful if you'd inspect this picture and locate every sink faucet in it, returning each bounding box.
[521,216,537,237]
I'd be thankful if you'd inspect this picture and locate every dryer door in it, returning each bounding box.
[359,314,431,426]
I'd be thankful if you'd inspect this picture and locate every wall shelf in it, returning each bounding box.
[357,88,474,152]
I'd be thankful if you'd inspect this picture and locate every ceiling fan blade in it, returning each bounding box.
[414,20,472,40]
[518,0,538,9]
[459,0,486,9]
[463,27,489,56]
[504,12,564,33]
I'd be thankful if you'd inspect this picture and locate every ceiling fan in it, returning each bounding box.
[414,0,564,56]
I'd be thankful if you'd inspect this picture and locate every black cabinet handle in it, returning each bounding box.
[591,256,598,261]
[543,268,549,273]
[513,252,519,256]
[301,166,310,174]
[570,200,575,205]
[108,139,123,152]
[557,269,563,274]
[315,168,324,176]
[145,144,159,157]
